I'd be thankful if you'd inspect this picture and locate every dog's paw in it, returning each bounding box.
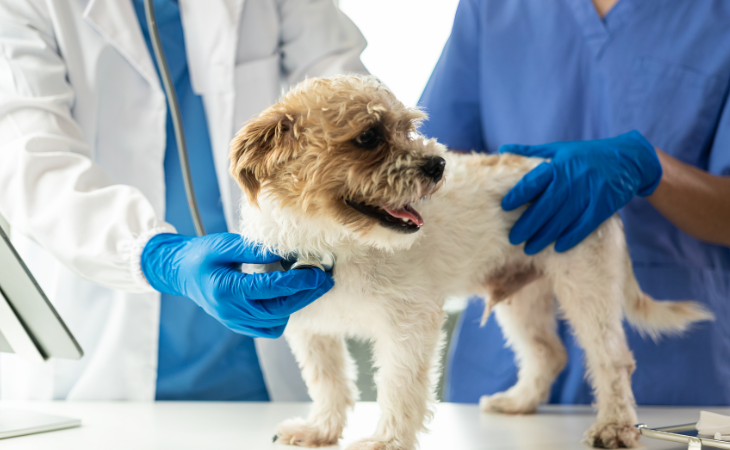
[479,391,539,415]
[274,417,340,447]
[345,438,407,450]
[585,422,640,448]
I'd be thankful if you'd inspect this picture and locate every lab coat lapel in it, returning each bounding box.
[82,0,161,90]
[178,0,246,94]
[178,0,245,233]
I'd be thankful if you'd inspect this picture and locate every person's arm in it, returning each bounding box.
[500,130,730,254]
[0,3,335,338]
[0,1,174,292]
[647,149,730,247]
[278,0,368,84]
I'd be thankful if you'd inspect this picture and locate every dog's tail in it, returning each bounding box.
[623,253,713,340]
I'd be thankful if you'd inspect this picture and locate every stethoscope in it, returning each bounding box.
[143,0,334,271]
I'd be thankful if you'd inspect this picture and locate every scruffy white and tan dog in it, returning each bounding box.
[229,75,712,450]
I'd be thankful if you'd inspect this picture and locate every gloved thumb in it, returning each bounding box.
[499,143,557,158]
[210,233,282,265]
[246,272,335,319]
[231,268,330,300]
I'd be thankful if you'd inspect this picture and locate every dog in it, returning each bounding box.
[229,75,712,450]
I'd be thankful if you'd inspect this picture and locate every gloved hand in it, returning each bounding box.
[500,130,662,255]
[141,232,334,338]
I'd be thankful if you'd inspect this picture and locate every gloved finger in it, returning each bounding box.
[230,268,329,300]
[215,311,288,336]
[211,233,282,264]
[257,323,288,339]
[523,202,583,255]
[554,202,615,253]
[247,272,335,319]
[228,321,289,339]
[502,162,554,211]
[508,178,565,246]
[499,143,558,158]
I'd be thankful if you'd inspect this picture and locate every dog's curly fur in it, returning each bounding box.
[230,75,713,449]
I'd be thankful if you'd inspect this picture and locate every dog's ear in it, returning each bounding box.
[229,111,297,206]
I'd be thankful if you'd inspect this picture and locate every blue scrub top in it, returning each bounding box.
[419,0,730,405]
[133,0,269,401]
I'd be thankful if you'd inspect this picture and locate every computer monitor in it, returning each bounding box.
[0,223,83,439]
[0,225,83,361]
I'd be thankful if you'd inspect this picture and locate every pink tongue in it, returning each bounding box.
[384,204,424,227]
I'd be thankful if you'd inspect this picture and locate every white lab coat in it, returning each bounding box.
[0,0,366,401]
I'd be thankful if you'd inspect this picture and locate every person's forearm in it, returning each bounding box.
[647,149,730,247]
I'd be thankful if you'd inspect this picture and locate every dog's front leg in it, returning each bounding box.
[347,310,445,450]
[275,332,358,447]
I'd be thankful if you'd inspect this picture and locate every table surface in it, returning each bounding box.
[0,401,725,450]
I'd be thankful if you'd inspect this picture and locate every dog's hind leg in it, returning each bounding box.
[275,332,358,447]
[480,277,567,414]
[548,252,640,449]
[346,308,445,450]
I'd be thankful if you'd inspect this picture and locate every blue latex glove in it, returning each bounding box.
[500,130,662,255]
[141,232,334,338]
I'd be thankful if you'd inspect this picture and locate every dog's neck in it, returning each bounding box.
[238,195,362,260]
[237,193,425,263]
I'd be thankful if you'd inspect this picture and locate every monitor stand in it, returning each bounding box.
[0,409,80,439]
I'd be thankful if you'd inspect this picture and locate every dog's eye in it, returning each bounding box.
[353,128,382,150]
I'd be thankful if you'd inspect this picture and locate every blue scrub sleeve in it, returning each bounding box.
[708,91,730,176]
[418,0,485,152]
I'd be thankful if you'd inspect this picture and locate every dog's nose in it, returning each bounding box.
[421,156,446,182]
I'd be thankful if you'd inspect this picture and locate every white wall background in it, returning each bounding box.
[339,0,460,107]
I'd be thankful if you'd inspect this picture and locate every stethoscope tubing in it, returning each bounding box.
[144,0,206,237]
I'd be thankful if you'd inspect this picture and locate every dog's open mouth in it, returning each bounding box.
[345,200,423,233]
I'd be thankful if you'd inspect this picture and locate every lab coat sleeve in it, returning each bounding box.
[0,2,174,293]
[278,0,368,85]
[418,0,485,152]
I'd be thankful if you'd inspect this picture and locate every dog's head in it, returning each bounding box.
[229,75,446,249]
